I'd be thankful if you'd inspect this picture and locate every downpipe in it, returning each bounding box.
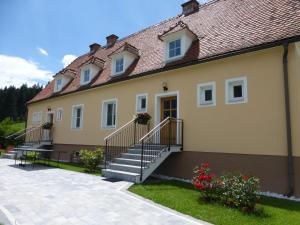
[283,42,295,197]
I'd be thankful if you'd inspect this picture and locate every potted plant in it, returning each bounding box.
[42,122,53,129]
[136,113,151,125]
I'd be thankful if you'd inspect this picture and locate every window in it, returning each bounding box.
[225,76,248,104]
[102,99,117,128]
[83,69,90,83]
[197,82,216,107]
[55,78,62,92]
[115,58,124,74]
[136,94,148,112]
[56,108,63,121]
[168,39,181,58]
[71,105,83,129]
[32,112,42,124]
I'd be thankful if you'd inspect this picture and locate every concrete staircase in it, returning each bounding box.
[102,144,181,183]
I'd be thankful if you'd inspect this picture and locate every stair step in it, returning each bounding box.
[121,153,157,160]
[109,163,146,173]
[102,169,140,183]
[114,158,151,166]
[132,144,166,150]
[128,149,161,154]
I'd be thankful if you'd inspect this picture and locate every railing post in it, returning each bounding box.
[140,140,144,182]
[168,118,171,151]
[105,139,108,169]
[181,120,184,150]
[133,120,137,145]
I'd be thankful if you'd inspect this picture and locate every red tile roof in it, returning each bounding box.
[28,0,300,104]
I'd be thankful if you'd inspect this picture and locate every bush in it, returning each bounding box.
[192,163,222,202]
[79,148,103,173]
[192,163,260,212]
[220,173,260,212]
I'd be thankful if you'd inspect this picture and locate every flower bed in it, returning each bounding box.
[192,163,260,212]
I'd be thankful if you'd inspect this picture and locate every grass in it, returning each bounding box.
[129,180,300,225]
[35,160,101,176]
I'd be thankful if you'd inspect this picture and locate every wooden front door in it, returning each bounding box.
[160,96,177,145]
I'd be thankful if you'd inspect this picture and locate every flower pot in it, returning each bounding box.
[136,117,149,125]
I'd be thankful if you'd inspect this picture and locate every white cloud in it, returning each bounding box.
[62,54,77,68]
[0,55,53,88]
[37,47,48,56]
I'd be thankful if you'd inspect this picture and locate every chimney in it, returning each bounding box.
[181,0,199,16]
[89,43,101,53]
[106,34,119,48]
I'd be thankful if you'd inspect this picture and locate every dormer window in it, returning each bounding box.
[53,78,63,93]
[83,69,90,83]
[109,42,139,76]
[79,56,105,86]
[168,39,182,58]
[115,57,124,74]
[158,21,197,63]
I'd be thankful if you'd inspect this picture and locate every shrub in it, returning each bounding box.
[192,163,260,213]
[192,163,222,201]
[220,173,260,212]
[79,148,103,173]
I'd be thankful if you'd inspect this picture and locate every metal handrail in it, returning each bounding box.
[104,116,137,141]
[5,125,36,139]
[139,117,183,182]
[139,117,170,142]
[14,124,43,140]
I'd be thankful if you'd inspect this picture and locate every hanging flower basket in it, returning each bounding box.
[136,113,151,125]
[42,122,53,130]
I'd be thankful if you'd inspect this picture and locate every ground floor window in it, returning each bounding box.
[136,93,148,112]
[71,104,83,129]
[225,76,248,104]
[32,112,42,124]
[102,99,117,128]
[56,108,63,121]
[197,82,216,107]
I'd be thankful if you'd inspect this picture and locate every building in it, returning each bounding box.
[26,0,300,197]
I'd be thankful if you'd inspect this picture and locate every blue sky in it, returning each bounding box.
[0,0,202,87]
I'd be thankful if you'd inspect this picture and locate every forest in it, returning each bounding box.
[0,84,43,121]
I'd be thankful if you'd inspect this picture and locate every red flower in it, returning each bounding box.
[243,175,249,181]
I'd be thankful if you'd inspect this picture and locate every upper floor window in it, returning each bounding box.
[197,82,216,107]
[168,39,181,59]
[225,76,248,104]
[136,94,148,112]
[102,99,117,128]
[71,104,83,129]
[55,78,62,92]
[83,69,90,83]
[115,57,124,74]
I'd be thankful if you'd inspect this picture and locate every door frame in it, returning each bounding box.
[154,91,180,144]
[46,111,55,123]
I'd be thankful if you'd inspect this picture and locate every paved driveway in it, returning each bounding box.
[0,159,209,225]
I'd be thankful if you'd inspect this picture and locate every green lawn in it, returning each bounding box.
[129,180,300,225]
[35,160,101,176]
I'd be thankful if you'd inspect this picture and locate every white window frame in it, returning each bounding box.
[197,82,216,107]
[225,76,248,104]
[56,108,63,121]
[80,68,91,85]
[32,111,42,124]
[54,78,63,92]
[71,104,84,130]
[166,37,183,61]
[136,93,148,113]
[101,98,117,129]
[83,69,91,83]
[112,57,125,76]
